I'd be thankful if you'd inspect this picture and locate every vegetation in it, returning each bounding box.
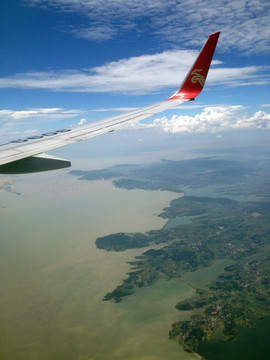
[96,232,151,251]
[72,157,270,358]
[100,193,270,357]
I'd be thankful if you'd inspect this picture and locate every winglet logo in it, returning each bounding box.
[191,69,205,87]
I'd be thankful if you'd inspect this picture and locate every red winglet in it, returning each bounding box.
[168,32,220,101]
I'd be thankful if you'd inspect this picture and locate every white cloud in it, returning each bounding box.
[246,111,270,129]
[24,0,270,53]
[0,50,268,94]
[1,104,269,145]
[72,25,117,41]
[0,108,86,142]
[208,66,270,87]
[90,107,139,113]
[0,106,142,142]
[139,106,270,133]
[0,108,85,121]
[0,108,86,143]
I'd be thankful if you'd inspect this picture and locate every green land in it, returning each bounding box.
[71,157,270,359]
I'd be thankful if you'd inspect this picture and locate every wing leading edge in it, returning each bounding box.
[0,32,220,174]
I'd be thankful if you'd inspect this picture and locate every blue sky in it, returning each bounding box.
[0,0,270,143]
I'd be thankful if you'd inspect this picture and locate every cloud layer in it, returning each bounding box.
[0,108,85,142]
[1,105,269,144]
[0,50,268,94]
[25,0,270,53]
[0,108,84,121]
[143,106,270,133]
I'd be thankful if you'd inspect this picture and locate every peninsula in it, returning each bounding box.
[71,157,270,359]
[100,195,270,358]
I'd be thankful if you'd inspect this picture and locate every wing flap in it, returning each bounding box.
[0,153,71,174]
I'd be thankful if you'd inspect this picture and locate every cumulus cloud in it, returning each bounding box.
[0,50,268,94]
[1,105,269,144]
[24,0,270,53]
[140,106,270,133]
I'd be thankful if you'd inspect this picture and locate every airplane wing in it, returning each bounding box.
[0,32,220,174]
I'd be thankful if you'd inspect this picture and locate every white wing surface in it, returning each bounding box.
[0,32,220,173]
